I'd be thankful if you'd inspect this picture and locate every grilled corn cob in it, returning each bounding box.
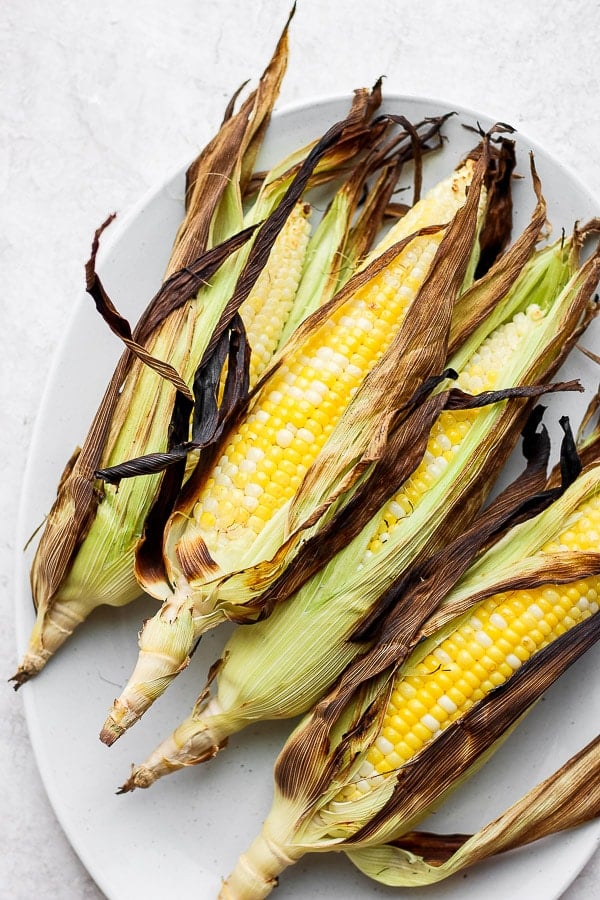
[12,40,395,686]
[219,461,600,899]
[120,229,584,789]
[101,148,490,744]
[12,18,295,685]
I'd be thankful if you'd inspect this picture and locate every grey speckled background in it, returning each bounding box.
[2,1,600,897]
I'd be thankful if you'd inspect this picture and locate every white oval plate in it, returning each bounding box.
[15,95,600,899]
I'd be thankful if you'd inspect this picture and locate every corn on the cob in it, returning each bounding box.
[168,160,479,577]
[13,57,396,686]
[119,231,583,788]
[338,552,600,802]
[101,151,489,744]
[219,463,600,899]
[239,203,313,384]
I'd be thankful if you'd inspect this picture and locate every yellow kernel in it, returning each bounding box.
[199,511,216,529]
[406,698,428,718]
[447,687,467,707]
[368,747,385,767]
[381,725,401,745]
[413,722,434,743]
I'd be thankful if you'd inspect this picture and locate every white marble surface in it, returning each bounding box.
[3,1,600,897]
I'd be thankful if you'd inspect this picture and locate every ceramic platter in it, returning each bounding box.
[15,95,600,899]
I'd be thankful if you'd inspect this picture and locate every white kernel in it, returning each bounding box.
[356,316,373,332]
[331,351,349,368]
[247,447,265,462]
[297,427,315,444]
[438,695,458,714]
[245,483,262,498]
[321,359,343,376]
[242,495,259,512]
[214,472,232,487]
[490,613,508,630]
[428,458,448,477]
[528,604,544,620]
[304,389,323,406]
[421,713,441,733]
[506,654,522,671]
[433,647,452,665]
[577,598,591,612]
[276,429,294,449]
[311,379,329,395]
[388,501,405,519]
[203,497,219,514]
[269,390,283,405]
[355,779,371,795]
[474,630,493,648]
[375,736,395,755]
[316,346,334,362]
[358,760,377,779]
[239,459,256,473]
[527,303,544,321]
[437,434,452,451]
[254,410,269,423]
[347,364,363,378]
[464,374,484,393]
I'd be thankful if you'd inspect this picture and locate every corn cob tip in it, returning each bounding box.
[118,708,229,789]
[100,606,197,744]
[117,764,155,793]
[219,829,301,900]
[10,650,49,689]
[100,697,135,746]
